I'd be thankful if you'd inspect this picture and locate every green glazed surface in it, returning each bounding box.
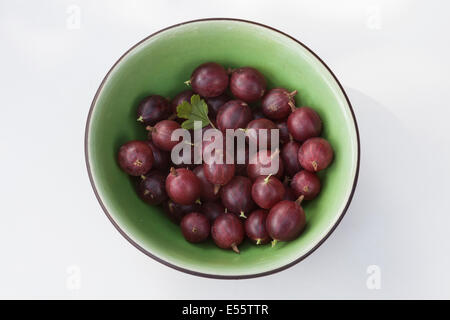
[86,19,359,278]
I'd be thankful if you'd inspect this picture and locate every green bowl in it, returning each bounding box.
[85,18,360,279]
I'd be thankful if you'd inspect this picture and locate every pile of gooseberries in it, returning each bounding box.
[117,62,334,253]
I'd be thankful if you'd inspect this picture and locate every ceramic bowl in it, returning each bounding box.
[85,18,360,279]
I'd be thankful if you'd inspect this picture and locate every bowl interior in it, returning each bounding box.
[86,20,359,278]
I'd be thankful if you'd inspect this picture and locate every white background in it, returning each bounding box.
[1,0,449,299]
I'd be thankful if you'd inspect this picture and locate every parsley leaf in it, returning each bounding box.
[176,94,215,130]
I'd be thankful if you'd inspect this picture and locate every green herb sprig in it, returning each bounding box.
[176,94,216,130]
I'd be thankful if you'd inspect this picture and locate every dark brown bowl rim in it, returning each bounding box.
[84,18,361,280]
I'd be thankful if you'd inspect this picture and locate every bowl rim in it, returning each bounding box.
[85,18,361,279]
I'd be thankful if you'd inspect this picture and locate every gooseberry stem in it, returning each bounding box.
[295,195,305,206]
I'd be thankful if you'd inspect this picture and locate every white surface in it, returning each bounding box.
[0,0,449,299]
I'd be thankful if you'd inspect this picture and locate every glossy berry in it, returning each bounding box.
[203,155,235,194]
[145,141,169,172]
[245,209,271,245]
[246,118,277,150]
[163,200,200,224]
[291,170,321,200]
[220,176,255,219]
[165,168,201,205]
[190,62,228,97]
[211,213,245,253]
[276,121,290,144]
[171,90,194,114]
[230,67,266,102]
[137,95,170,125]
[266,196,306,245]
[216,100,253,132]
[180,212,210,243]
[206,93,230,118]
[287,107,322,142]
[298,137,334,172]
[281,141,302,176]
[117,140,154,176]
[138,171,167,205]
[201,201,226,222]
[193,166,219,201]
[261,88,297,120]
[251,175,285,209]
[148,120,181,151]
[247,149,284,180]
